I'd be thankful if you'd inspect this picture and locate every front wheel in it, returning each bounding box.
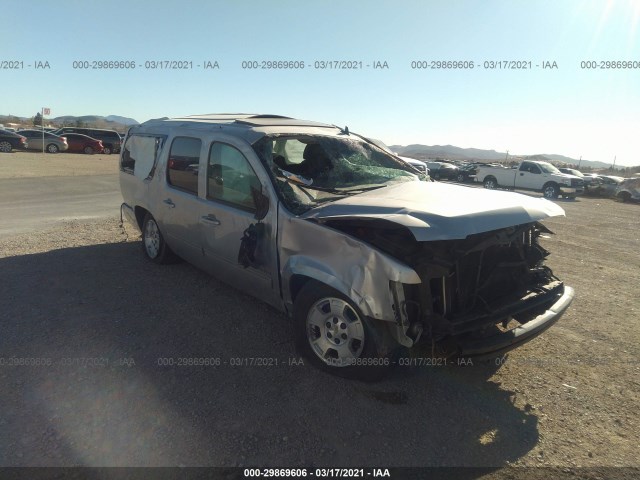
[46,143,59,153]
[617,192,631,203]
[294,281,395,381]
[543,183,559,199]
[102,146,112,155]
[0,141,12,153]
[456,173,465,183]
[141,213,177,264]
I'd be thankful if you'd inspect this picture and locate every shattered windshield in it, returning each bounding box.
[253,134,420,214]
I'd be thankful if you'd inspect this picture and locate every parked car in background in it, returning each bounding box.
[454,163,478,183]
[558,168,597,188]
[63,133,104,154]
[0,129,28,152]
[582,173,603,185]
[398,156,429,175]
[426,161,459,180]
[17,130,69,153]
[475,160,584,199]
[52,127,121,154]
[583,175,624,197]
[616,177,640,203]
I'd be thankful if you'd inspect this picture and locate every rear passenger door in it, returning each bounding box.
[156,135,203,264]
[197,137,279,307]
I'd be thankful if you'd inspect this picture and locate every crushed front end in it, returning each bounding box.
[325,218,573,359]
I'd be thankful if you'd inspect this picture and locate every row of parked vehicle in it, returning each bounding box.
[0,127,123,155]
[397,156,638,203]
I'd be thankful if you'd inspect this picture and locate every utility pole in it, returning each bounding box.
[504,150,509,165]
[613,155,616,171]
[578,156,582,169]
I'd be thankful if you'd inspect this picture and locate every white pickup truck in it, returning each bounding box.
[475,160,585,199]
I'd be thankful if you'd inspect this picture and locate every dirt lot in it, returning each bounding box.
[0,156,638,475]
[0,150,119,178]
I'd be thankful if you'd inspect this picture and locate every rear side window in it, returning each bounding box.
[207,143,260,211]
[167,137,201,194]
[121,134,165,179]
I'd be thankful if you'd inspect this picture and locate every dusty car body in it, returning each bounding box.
[119,114,574,378]
[585,175,624,198]
[616,177,640,202]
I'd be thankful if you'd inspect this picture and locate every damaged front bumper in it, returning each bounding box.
[455,285,574,358]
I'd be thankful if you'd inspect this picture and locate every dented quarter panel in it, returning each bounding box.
[303,181,565,241]
[278,203,421,321]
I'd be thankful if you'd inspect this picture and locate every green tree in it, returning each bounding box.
[33,112,43,126]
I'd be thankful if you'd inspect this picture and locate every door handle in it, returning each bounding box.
[163,198,175,208]
[200,214,221,226]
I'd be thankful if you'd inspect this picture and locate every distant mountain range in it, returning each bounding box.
[390,144,617,170]
[0,114,139,132]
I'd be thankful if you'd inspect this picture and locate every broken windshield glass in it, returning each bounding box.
[253,134,419,214]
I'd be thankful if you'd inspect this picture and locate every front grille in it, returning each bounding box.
[571,178,584,187]
[421,224,556,339]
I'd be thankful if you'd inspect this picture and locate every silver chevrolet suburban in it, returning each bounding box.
[119,114,574,379]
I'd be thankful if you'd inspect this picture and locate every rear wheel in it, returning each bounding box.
[102,145,112,155]
[83,146,94,154]
[46,143,59,153]
[456,173,465,183]
[0,141,12,153]
[483,177,498,189]
[294,281,395,381]
[141,213,177,264]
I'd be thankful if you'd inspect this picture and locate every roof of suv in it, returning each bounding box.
[133,114,344,144]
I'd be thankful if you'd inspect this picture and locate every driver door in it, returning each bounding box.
[197,138,280,308]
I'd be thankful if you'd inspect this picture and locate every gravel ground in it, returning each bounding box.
[0,174,638,474]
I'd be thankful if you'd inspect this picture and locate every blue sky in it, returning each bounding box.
[2,0,639,165]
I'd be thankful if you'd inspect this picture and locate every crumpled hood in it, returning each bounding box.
[303,180,565,241]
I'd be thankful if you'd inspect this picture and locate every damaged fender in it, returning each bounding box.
[279,213,420,321]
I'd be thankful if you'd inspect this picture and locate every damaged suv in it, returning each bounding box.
[120,114,574,379]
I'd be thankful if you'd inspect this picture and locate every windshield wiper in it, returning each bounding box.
[340,184,387,193]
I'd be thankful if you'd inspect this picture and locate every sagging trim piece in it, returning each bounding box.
[389,281,423,347]
[279,216,420,321]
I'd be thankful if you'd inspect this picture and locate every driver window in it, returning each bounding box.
[207,143,261,211]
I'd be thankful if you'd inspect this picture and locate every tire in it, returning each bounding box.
[83,146,94,154]
[141,213,177,264]
[46,143,59,153]
[0,141,12,153]
[617,192,631,203]
[483,177,498,189]
[294,281,395,381]
[542,183,559,199]
[103,145,112,155]
[456,173,465,183]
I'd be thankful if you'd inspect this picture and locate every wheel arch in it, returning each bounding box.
[134,206,149,230]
